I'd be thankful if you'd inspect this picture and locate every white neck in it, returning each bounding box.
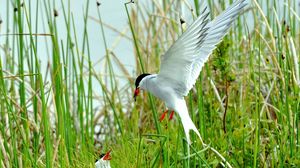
[95,159,111,168]
[139,74,157,91]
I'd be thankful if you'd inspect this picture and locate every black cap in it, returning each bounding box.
[135,73,151,88]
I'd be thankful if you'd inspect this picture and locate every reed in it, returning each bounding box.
[0,0,299,167]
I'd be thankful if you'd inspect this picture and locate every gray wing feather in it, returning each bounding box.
[157,0,246,96]
[188,0,247,93]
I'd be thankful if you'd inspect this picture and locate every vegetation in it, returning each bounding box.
[0,0,299,167]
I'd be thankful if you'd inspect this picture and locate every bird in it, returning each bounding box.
[133,0,246,145]
[95,150,112,168]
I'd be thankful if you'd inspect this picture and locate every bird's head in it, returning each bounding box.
[134,73,151,101]
[95,150,112,168]
[100,149,112,161]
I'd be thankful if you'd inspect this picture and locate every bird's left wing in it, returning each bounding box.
[157,0,246,96]
[156,7,211,96]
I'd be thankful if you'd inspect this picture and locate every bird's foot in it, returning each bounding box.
[168,111,175,120]
[159,110,175,122]
[159,110,168,122]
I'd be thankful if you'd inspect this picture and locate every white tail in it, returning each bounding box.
[175,99,202,145]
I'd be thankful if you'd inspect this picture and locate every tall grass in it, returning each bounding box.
[0,0,299,167]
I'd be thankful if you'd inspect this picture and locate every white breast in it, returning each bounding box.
[142,76,178,109]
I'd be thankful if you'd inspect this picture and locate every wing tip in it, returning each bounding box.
[238,0,248,10]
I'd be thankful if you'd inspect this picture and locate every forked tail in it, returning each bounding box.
[176,99,203,145]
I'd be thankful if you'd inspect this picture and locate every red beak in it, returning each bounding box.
[133,88,140,101]
[102,150,112,160]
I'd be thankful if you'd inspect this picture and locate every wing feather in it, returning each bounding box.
[157,0,246,96]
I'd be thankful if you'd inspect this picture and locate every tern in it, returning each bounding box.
[95,150,112,168]
[134,0,246,145]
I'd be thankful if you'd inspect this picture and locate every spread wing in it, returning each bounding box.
[157,0,246,96]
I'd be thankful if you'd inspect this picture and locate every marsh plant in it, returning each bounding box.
[0,0,299,167]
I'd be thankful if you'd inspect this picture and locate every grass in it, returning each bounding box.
[0,0,299,167]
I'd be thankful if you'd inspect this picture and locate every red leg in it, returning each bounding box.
[159,110,168,122]
[169,111,175,120]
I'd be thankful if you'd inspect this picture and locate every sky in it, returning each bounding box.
[0,0,299,83]
[0,0,134,71]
